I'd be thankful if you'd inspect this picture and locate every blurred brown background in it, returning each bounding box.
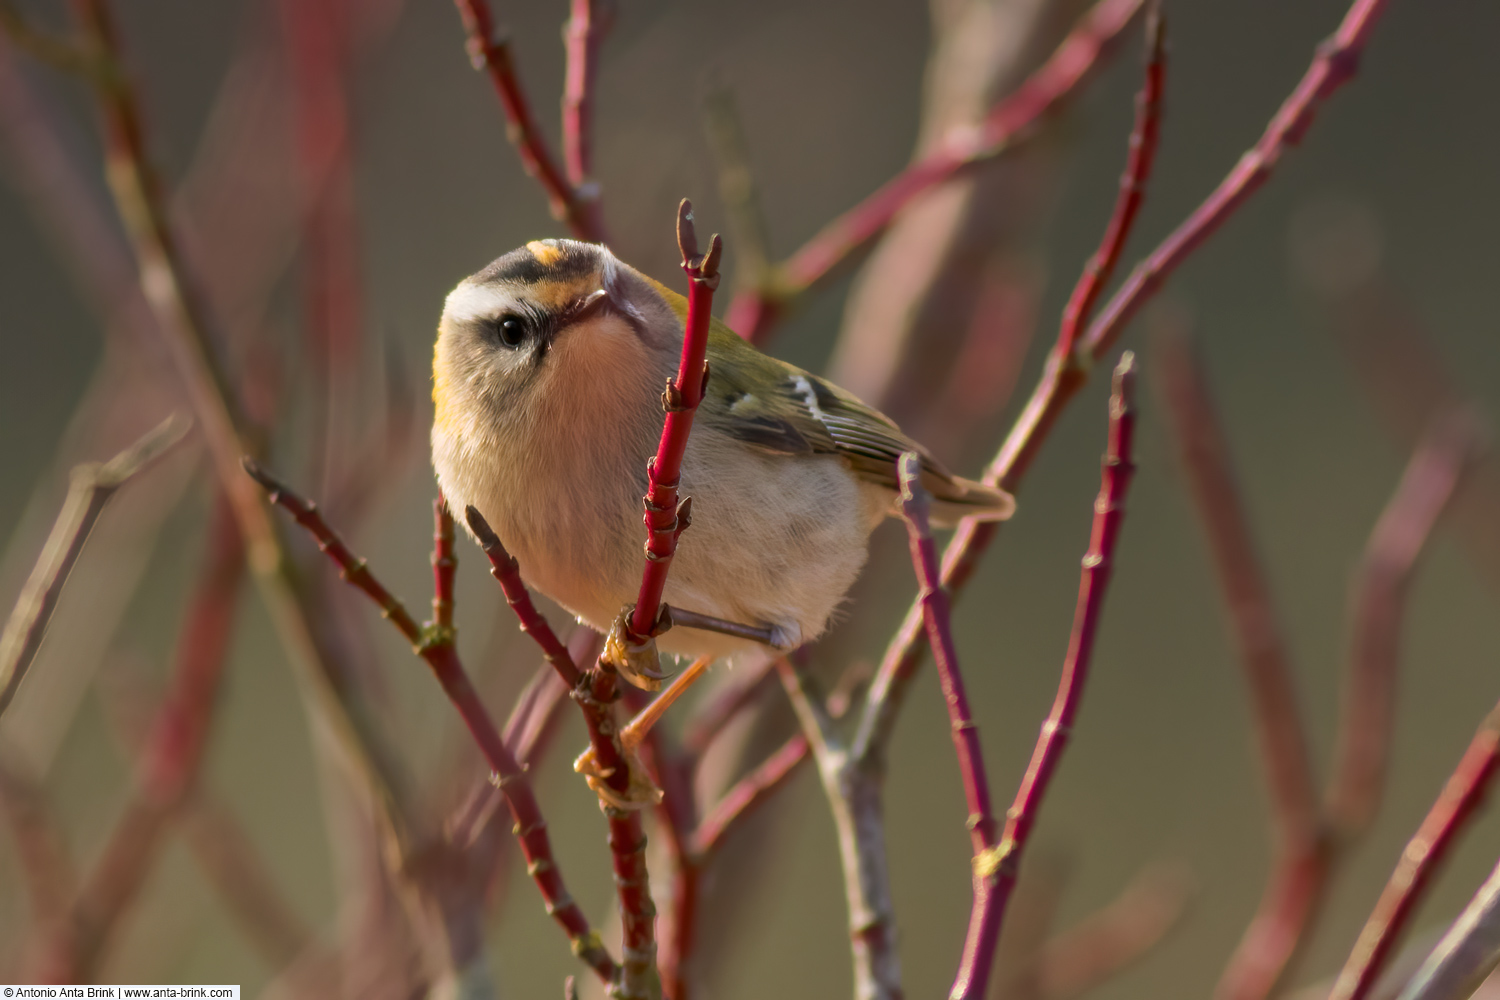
[1,0,1499,997]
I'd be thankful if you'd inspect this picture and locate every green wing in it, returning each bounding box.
[646,277,1011,515]
[703,323,968,499]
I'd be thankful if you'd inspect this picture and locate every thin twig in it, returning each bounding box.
[626,201,721,646]
[960,353,1137,1000]
[691,733,810,858]
[562,0,608,239]
[852,3,1165,766]
[895,449,1002,1000]
[1329,701,1500,1000]
[1080,0,1389,358]
[247,464,617,984]
[451,0,605,241]
[1019,862,1194,1000]
[1328,410,1477,836]
[0,413,187,719]
[722,0,1146,344]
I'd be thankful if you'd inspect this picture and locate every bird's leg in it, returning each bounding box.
[660,605,799,650]
[619,656,713,753]
[574,656,713,809]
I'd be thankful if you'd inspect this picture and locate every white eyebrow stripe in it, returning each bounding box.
[444,282,513,325]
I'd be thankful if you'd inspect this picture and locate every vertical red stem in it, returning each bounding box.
[953,355,1137,1000]
[630,201,721,639]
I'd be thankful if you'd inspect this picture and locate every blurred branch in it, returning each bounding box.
[702,85,772,294]
[1016,862,1193,1000]
[0,748,76,927]
[1154,323,1325,1000]
[451,0,606,240]
[178,798,319,973]
[1328,411,1478,836]
[0,413,187,719]
[723,0,1145,344]
[1329,701,1500,1000]
[1321,282,1500,592]
[31,492,242,982]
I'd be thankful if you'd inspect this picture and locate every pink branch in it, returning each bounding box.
[451,0,605,242]
[628,200,721,641]
[1327,412,1475,835]
[691,733,810,858]
[245,463,617,984]
[1154,327,1319,851]
[955,353,1137,1000]
[562,0,607,239]
[1329,701,1500,1000]
[1153,324,1326,1000]
[723,0,1145,344]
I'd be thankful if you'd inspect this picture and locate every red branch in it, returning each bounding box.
[34,494,245,982]
[245,462,617,984]
[957,353,1137,1000]
[1329,701,1500,1000]
[853,7,1164,762]
[1080,0,1388,358]
[895,448,1004,1000]
[691,733,810,858]
[451,0,605,241]
[464,506,582,688]
[629,200,721,640]
[1327,412,1474,834]
[562,0,607,238]
[1154,325,1324,1000]
[723,0,1146,344]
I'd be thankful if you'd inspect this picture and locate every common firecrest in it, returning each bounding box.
[431,238,1015,664]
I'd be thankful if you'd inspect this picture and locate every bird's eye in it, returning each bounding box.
[493,315,526,348]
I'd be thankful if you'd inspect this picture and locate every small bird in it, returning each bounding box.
[431,238,1014,664]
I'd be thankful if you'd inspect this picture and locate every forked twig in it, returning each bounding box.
[451,0,606,241]
[961,353,1138,1000]
[0,413,187,719]
[245,463,617,984]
